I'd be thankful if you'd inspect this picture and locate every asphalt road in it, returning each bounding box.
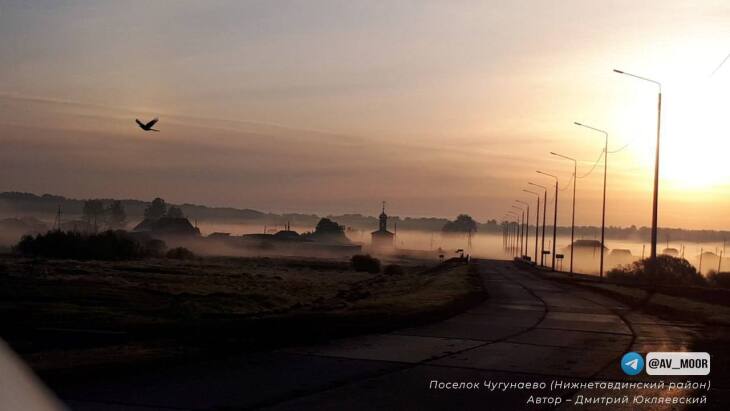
[55,260,724,410]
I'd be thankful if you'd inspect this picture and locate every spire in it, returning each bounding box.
[379,201,388,232]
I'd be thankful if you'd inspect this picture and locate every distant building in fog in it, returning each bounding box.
[371,201,394,250]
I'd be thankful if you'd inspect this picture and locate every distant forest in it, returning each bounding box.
[1,192,728,243]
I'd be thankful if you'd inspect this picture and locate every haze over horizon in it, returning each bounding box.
[2,1,730,230]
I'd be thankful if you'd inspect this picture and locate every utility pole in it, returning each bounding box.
[574,122,608,279]
[614,69,662,274]
[511,205,524,258]
[699,248,704,275]
[717,251,722,274]
[520,212,524,257]
[54,205,62,231]
[537,171,559,270]
[516,200,530,259]
[550,152,578,274]
[530,182,548,266]
[524,189,541,264]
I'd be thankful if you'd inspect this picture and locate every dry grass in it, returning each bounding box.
[0,255,483,373]
[568,281,730,326]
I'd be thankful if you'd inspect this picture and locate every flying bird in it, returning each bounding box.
[135,117,160,132]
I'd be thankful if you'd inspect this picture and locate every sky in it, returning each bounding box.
[1,0,729,229]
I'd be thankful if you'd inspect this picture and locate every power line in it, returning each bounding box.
[560,173,574,191]
[711,51,730,77]
[576,149,605,179]
[607,142,631,154]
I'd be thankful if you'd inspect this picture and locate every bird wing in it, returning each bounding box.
[135,119,145,128]
[145,118,159,128]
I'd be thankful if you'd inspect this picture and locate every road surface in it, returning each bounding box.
[55,260,720,410]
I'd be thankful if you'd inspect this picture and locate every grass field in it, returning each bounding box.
[0,255,484,375]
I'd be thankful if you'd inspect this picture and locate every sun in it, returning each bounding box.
[618,71,730,194]
[659,77,730,192]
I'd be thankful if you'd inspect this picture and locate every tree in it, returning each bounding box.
[607,255,705,286]
[82,199,105,232]
[144,198,167,219]
[315,218,344,234]
[166,206,184,219]
[304,218,349,244]
[106,201,127,229]
[442,214,478,234]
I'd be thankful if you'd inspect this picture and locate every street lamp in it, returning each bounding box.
[524,189,541,264]
[550,151,577,274]
[614,69,662,270]
[529,182,548,266]
[516,200,530,259]
[574,122,608,279]
[501,214,508,253]
[512,204,525,257]
[536,171,559,271]
[507,211,520,256]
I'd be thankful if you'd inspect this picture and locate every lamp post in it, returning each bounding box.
[507,211,520,256]
[574,122,608,279]
[502,214,509,251]
[614,69,662,272]
[516,200,530,259]
[537,171,559,271]
[524,189,541,264]
[512,204,525,258]
[502,215,509,250]
[529,182,548,266]
[550,152,577,274]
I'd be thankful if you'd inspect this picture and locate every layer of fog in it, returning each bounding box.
[198,221,729,275]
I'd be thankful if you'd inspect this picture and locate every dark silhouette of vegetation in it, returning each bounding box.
[144,238,167,257]
[166,247,195,260]
[315,218,344,234]
[107,200,127,229]
[442,214,478,234]
[383,264,405,275]
[144,197,168,220]
[303,218,350,244]
[14,230,166,260]
[4,192,730,243]
[82,199,105,231]
[351,254,381,273]
[166,205,184,218]
[607,255,705,286]
[707,271,730,289]
[81,199,128,231]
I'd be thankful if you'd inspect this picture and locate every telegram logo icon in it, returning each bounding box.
[621,352,644,376]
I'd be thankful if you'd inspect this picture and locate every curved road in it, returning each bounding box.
[60,260,711,410]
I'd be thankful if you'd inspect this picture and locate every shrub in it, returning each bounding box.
[383,264,405,276]
[707,271,730,289]
[351,254,381,273]
[14,230,166,260]
[166,247,195,260]
[607,255,705,286]
[143,239,167,258]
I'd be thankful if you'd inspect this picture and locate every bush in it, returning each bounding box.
[607,255,705,286]
[707,271,730,289]
[383,264,405,276]
[166,247,195,260]
[143,239,167,258]
[14,230,166,260]
[351,254,381,273]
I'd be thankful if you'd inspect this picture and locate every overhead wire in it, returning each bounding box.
[576,149,605,179]
[711,51,730,77]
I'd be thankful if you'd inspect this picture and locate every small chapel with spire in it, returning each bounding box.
[371,201,394,250]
